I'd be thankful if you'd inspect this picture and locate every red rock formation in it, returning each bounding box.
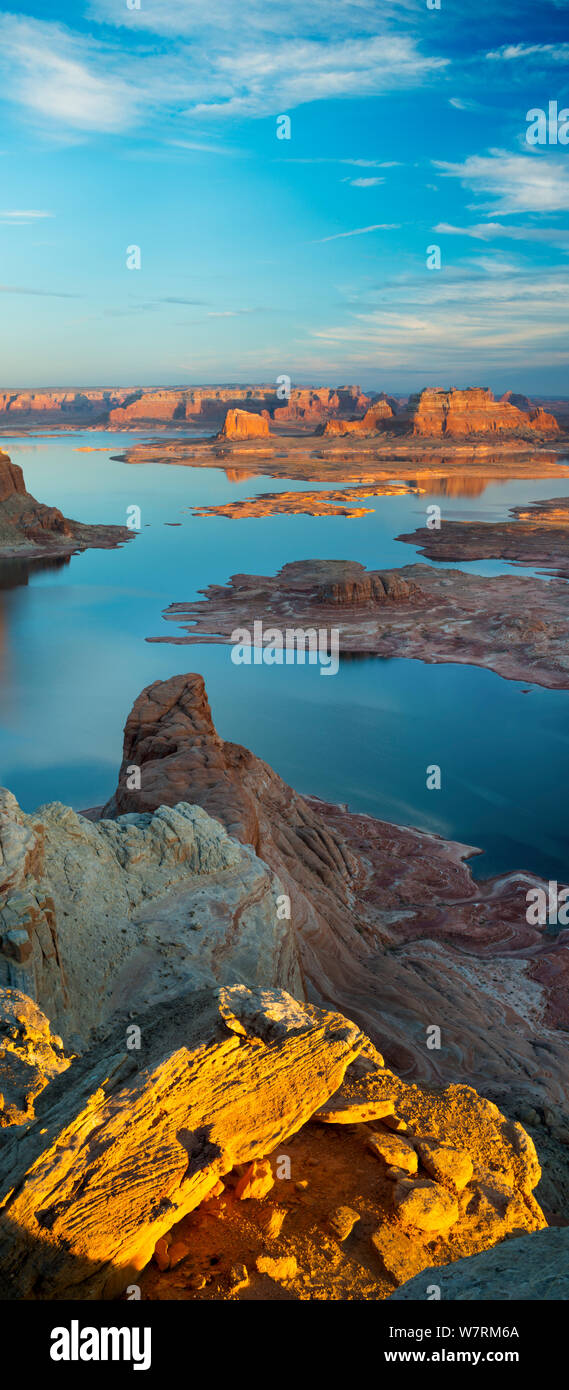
[0,389,130,424]
[219,408,270,440]
[323,400,394,436]
[273,386,371,426]
[407,388,559,438]
[528,406,559,432]
[0,454,26,503]
[151,556,569,689]
[99,671,569,1217]
[0,449,133,558]
[501,391,532,412]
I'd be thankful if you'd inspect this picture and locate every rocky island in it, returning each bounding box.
[148,558,569,689]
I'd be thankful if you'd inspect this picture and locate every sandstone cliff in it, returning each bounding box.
[0,451,133,559]
[322,399,395,437]
[219,408,270,440]
[407,387,560,438]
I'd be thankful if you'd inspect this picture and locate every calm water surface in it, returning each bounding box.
[0,430,567,883]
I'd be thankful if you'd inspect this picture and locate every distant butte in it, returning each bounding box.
[0,382,564,438]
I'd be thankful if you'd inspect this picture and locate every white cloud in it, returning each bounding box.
[0,15,139,132]
[304,268,569,372]
[0,209,54,225]
[487,43,569,61]
[0,12,447,135]
[88,0,418,41]
[348,177,385,187]
[435,220,569,243]
[312,223,400,243]
[434,148,569,214]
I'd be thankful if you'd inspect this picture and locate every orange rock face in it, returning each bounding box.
[408,387,559,438]
[323,400,394,436]
[220,408,270,440]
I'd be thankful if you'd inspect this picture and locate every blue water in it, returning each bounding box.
[0,430,567,882]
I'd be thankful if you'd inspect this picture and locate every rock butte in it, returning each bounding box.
[149,557,569,690]
[219,407,270,440]
[0,451,133,560]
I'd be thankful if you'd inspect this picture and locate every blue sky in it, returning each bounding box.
[1,0,569,392]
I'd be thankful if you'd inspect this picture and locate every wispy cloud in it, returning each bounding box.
[0,14,447,135]
[307,268,569,372]
[0,284,78,298]
[0,209,54,225]
[346,177,385,187]
[486,42,569,61]
[435,220,569,244]
[434,149,569,214]
[312,223,400,244]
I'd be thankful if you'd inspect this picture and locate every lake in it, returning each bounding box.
[0,429,567,883]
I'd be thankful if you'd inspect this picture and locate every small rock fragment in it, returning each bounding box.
[259,1205,287,1239]
[416,1139,473,1192]
[153,1236,170,1272]
[382,1114,409,1133]
[372,1226,431,1284]
[367,1131,418,1174]
[235,1158,274,1200]
[256,1254,298,1282]
[393,1178,459,1233]
[229,1263,249,1292]
[328,1206,360,1241]
[168,1240,191,1267]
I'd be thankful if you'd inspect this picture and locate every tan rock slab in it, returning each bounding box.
[416,1139,474,1191]
[0,984,362,1299]
[393,1178,460,1233]
[367,1131,418,1174]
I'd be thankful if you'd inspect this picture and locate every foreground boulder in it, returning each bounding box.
[389,1227,569,1301]
[0,992,546,1302]
[139,1037,545,1300]
[0,986,363,1299]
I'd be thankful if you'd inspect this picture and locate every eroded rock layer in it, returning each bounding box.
[0,452,132,559]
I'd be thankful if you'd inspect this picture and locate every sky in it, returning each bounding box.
[0,0,569,393]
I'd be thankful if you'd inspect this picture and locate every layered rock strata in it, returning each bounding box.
[0,452,132,559]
